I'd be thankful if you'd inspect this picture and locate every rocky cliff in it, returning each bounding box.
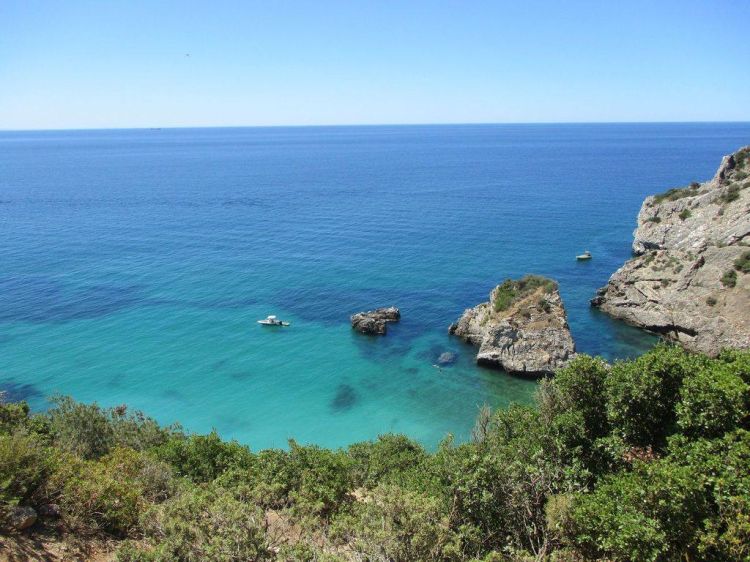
[592,146,750,355]
[449,276,575,376]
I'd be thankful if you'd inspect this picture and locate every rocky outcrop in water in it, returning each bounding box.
[592,146,750,355]
[351,307,400,335]
[449,276,575,376]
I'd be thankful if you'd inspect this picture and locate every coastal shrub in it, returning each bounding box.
[109,407,175,453]
[706,295,717,306]
[285,441,354,518]
[48,396,114,459]
[154,431,253,483]
[646,216,661,223]
[721,269,737,288]
[718,348,750,384]
[330,484,458,562]
[721,184,740,203]
[130,486,271,561]
[679,208,692,220]
[493,275,556,312]
[643,251,657,266]
[347,433,427,489]
[45,447,176,535]
[0,432,48,513]
[735,148,749,169]
[539,356,611,475]
[568,458,710,561]
[676,364,748,438]
[48,396,172,460]
[234,441,354,518]
[437,405,569,556]
[734,250,750,273]
[665,431,750,560]
[47,449,145,535]
[605,345,702,448]
[274,542,347,562]
[0,397,31,435]
[653,183,701,204]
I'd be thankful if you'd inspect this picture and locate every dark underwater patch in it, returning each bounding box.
[416,342,461,366]
[330,383,357,413]
[353,333,414,364]
[221,197,263,208]
[0,380,43,402]
[229,371,253,381]
[0,276,145,324]
[161,388,185,402]
[211,358,228,370]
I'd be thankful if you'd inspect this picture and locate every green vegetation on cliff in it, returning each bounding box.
[492,275,557,312]
[652,182,703,204]
[2,344,749,561]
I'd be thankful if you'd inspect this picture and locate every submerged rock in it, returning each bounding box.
[436,351,457,366]
[449,276,575,376]
[351,307,400,335]
[9,506,37,530]
[331,383,357,412]
[593,146,750,355]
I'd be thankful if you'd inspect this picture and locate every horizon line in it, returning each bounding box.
[2,119,750,133]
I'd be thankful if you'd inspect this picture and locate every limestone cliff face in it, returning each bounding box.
[449,277,575,376]
[593,146,750,355]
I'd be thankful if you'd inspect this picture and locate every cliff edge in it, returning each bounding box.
[592,146,750,355]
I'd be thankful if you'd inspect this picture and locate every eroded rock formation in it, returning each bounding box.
[351,307,401,335]
[592,146,750,355]
[449,276,575,376]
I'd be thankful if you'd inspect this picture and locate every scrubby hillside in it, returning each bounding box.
[1,345,749,561]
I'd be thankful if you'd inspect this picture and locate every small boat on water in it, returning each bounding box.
[257,315,290,326]
[576,250,592,261]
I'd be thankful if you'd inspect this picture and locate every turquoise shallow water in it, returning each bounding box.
[1,123,749,449]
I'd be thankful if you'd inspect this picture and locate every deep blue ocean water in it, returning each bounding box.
[1,123,749,449]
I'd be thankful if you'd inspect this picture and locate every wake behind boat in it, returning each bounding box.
[257,315,290,326]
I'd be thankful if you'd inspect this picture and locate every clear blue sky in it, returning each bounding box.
[1,0,748,129]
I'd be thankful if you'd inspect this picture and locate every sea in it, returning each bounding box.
[1,123,748,449]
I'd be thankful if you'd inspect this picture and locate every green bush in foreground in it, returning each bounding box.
[120,486,271,562]
[1,343,749,561]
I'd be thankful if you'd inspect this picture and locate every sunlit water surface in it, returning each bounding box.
[2,123,748,448]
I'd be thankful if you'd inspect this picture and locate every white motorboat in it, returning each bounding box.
[576,250,592,261]
[257,315,290,326]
